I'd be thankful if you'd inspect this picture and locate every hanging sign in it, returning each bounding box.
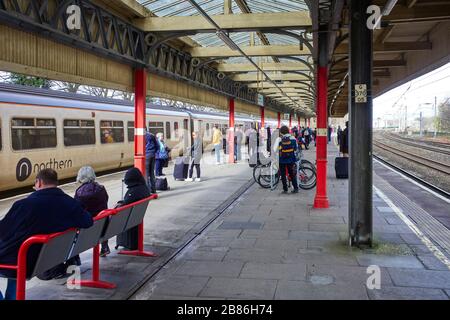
[257,94,264,107]
[283,113,290,120]
[355,84,367,103]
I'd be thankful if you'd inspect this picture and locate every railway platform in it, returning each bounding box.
[1,146,450,300]
[130,147,450,300]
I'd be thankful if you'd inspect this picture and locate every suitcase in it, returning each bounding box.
[173,157,189,180]
[335,157,348,179]
[116,225,139,250]
[156,177,169,191]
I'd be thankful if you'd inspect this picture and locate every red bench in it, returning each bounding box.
[0,194,157,300]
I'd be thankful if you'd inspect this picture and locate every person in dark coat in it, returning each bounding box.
[115,167,150,250]
[145,129,158,194]
[340,121,349,156]
[0,169,93,300]
[74,166,110,257]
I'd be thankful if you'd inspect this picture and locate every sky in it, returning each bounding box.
[373,62,450,124]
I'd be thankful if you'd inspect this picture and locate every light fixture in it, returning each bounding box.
[216,31,240,51]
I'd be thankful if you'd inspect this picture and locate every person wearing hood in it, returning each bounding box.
[74,166,110,257]
[0,169,93,300]
[115,167,150,250]
[273,125,299,194]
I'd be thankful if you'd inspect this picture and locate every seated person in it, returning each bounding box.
[0,169,93,300]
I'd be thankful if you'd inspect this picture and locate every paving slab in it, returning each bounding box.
[388,268,450,289]
[199,277,277,299]
[367,286,449,300]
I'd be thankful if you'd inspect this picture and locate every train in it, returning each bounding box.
[0,83,278,193]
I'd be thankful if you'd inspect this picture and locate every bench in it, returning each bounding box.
[0,194,158,300]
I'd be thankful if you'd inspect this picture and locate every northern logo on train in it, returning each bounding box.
[16,157,32,182]
[15,158,73,182]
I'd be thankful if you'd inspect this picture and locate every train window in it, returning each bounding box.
[205,123,210,136]
[127,121,134,142]
[174,121,179,138]
[148,121,164,136]
[100,120,124,143]
[11,118,57,150]
[183,119,188,130]
[63,119,95,146]
[165,122,171,140]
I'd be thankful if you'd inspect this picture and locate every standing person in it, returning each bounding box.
[313,128,317,146]
[273,126,299,194]
[186,131,202,182]
[115,167,150,251]
[155,132,170,177]
[328,125,332,144]
[145,128,158,194]
[340,121,349,157]
[304,126,311,148]
[74,166,110,257]
[0,169,93,300]
[337,125,342,146]
[212,125,222,165]
[236,127,242,161]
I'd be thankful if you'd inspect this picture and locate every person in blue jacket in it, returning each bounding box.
[145,128,158,194]
[0,169,93,300]
[274,125,299,194]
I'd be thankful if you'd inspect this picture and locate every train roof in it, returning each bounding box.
[0,83,254,122]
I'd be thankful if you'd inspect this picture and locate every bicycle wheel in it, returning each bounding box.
[300,159,316,172]
[258,164,279,189]
[297,166,316,190]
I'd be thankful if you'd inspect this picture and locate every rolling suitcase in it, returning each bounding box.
[173,156,189,180]
[335,157,348,179]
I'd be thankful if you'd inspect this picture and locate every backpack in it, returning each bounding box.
[279,135,295,160]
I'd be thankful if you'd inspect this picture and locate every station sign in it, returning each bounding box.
[355,84,367,103]
[283,113,290,120]
[257,94,264,107]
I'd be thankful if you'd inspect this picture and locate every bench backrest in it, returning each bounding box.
[30,230,78,278]
[124,200,150,230]
[22,197,153,279]
[67,218,107,259]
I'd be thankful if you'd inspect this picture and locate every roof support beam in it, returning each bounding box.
[188,45,311,58]
[232,73,310,82]
[384,4,450,24]
[247,82,314,89]
[133,11,312,32]
[335,42,432,55]
[217,62,310,72]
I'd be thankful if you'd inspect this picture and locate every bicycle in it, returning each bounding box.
[253,151,316,190]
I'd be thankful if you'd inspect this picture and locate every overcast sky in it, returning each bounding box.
[373,62,450,122]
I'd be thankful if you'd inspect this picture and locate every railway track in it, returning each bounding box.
[373,154,450,199]
[380,132,450,156]
[373,140,450,175]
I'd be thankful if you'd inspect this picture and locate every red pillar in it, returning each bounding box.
[125,68,157,257]
[260,107,265,128]
[228,98,235,164]
[289,114,292,129]
[134,69,146,176]
[277,112,281,128]
[304,118,307,127]
[313,66,330,208]
[298,116,301,127]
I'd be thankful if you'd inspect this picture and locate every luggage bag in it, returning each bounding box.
[335,157,348,179]
[173,157,189,180]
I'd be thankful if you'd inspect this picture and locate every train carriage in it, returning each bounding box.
[0,84,262,193]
